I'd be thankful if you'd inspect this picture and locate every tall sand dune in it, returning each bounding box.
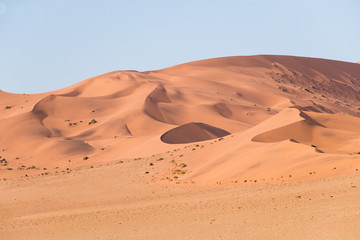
[1,55,360,181]
[1,55,360,239]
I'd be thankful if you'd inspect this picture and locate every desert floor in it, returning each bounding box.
[1,160,360,240]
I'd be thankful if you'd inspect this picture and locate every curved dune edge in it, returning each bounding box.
[160,122,231,144]
[251,110,360,154]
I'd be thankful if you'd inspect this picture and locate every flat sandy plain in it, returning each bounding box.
[1,55,360,239]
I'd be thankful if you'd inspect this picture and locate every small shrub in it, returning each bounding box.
[83,156,89,160]
[88,119,97,125]
[179,163,187,168]
[5,106,11,109]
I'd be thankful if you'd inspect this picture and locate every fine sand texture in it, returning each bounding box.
[1,55,360,239]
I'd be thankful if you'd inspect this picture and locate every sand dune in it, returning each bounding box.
[1,55,360,239]
[1,55,360,181]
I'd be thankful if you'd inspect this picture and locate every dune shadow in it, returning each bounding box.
[161,122,230,144]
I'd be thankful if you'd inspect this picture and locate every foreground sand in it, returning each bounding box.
[1,161,360,240]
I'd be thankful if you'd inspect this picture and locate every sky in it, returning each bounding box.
[0,0,359,94]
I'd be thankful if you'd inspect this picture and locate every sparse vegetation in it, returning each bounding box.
[173,169,185,175]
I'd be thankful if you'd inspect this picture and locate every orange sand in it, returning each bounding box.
[1,55,360,239]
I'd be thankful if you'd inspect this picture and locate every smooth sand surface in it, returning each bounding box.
[1,55,360,239]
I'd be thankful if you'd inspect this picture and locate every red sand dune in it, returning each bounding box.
[1,55,360,239]
[1,55,360,182]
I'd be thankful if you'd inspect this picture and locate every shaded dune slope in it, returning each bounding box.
[161,122,230,144]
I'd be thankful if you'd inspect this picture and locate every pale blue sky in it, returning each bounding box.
[0,0,359,93]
